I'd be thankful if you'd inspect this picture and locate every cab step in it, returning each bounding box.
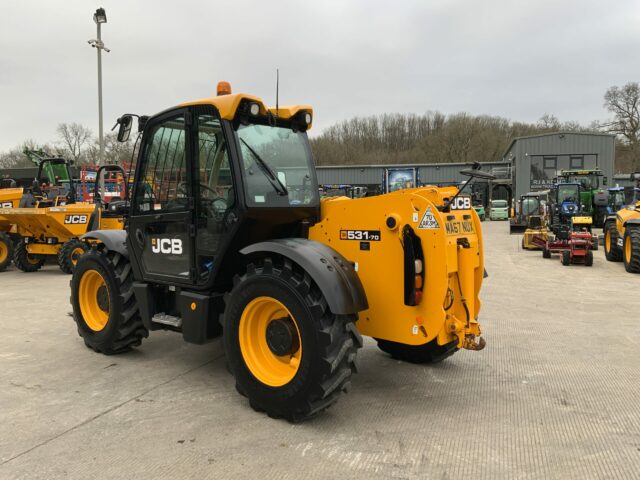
[151,313,182,328]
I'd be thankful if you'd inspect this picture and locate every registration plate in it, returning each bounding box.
[445,220,474,235]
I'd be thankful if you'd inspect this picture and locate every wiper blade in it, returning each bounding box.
[240,138,288,196]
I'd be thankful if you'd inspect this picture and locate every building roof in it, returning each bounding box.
[316,161,505,169]
[501,131,615,160]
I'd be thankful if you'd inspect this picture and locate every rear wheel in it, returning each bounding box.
[70,249,148,354]
[542,247,551,259]
[13,241,45,272]
[561,250,571,266]
[224,257,361,422]
[0,232,13,271]
[58,239,89,274]
[604,221,623,262]
[623,227,640,273]
[591,235,599,251]
[376,338,458,364]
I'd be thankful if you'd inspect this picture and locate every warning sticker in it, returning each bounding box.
[418,207,439,229]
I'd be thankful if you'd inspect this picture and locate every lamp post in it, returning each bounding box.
[88,8,109,166]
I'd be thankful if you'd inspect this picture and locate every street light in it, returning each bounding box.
[88,7,109,165]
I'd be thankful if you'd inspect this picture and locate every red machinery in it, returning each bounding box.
[535,218,594,266]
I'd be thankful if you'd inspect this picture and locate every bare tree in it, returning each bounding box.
[56,123,93,163]
[602,82,640,145]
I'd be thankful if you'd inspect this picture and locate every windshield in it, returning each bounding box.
[565,174,598,189]
[611,191,625,206]
[522,198,539,215]
[237,124,318,207]
[491,200,508,208]
[558,185,579,203]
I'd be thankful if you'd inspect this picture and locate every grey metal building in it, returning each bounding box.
[502,132,616,201]
[316,161,507,198]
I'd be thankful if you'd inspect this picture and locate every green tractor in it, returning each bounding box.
[557,170,608,227]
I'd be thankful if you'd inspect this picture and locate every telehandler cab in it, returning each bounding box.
[70,83,488,421]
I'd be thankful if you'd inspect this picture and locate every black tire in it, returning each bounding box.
[223,257,362,422]
[58,238,89,274]
[70,249,148,354]
[13,241,45,272]
[0,232,13,272]
[561,250,571,266]
[623,227,640,273]
[604,221,623,262]
[543,247,551,259]
[584,250,593,267]
[376,338,458,364]
[591,235,599,251]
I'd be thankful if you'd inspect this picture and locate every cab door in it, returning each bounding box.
[127,109,195,284]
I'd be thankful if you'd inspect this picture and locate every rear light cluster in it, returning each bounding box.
[403,225,425,306]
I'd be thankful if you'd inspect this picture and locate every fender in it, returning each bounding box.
[240,238,368,315]
[81,229,128,257]
[626,218,640,227]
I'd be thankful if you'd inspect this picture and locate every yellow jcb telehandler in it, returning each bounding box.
[604,199,640,273]
[70,83,488,421]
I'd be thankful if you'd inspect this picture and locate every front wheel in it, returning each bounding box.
[604,222,622,262]
[623,227,640,273]
[0,232,13,271]
[58,238,89,274]
[376,338,458,364]
[13,241,45,272]
[70,249,148,354]
[561,250,571,266]
[584,250,593,267]
[224,257,361,422]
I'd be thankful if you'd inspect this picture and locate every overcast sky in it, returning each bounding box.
[1,0,639,151]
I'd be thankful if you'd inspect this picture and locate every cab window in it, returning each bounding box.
[134,115,187,214]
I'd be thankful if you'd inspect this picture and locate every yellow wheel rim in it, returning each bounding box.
[239,296,302,387]
[70,247,85,266]
[0,241,7,263]
[26,252,41,265]
[605,230,611,252]
[79,270,110,332]
[625,236,632,263]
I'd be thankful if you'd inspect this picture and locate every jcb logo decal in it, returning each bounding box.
[64,215,88,224]
[450,196,471,210]
[151,238,183,255]
[1,202,12,208]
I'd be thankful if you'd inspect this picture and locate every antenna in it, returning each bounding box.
[275,68,279,117]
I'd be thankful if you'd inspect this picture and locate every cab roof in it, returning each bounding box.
[180,93,313,127]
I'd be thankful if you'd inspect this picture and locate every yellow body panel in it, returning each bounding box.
[0,188,24,231]
[0,188,23,208]
[523,228,548,250]
[615,201,640,236]
[180,93,313,128]
[309,187,483,348]
[0,204,96,239]
[26,243,59,255]
[572,216,592,225]
[0,204,124,257]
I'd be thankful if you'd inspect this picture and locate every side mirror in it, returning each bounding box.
[116,115,133,142]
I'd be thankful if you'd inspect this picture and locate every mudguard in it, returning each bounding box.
[81,229,128,257]
[626,218,640,227]
[240,238,368,315]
